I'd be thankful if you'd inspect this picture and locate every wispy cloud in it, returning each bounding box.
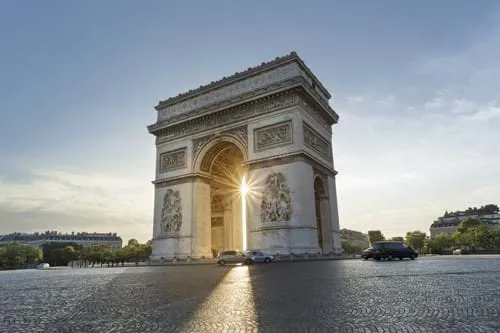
[0,169,153,241]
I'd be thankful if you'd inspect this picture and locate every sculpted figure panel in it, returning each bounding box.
[303,122,331,159]
[254,121,293,152]
[159,148,187,172]
[160,189,183,233]
[260,171,293,223]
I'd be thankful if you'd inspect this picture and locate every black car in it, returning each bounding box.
[361,241,418,261]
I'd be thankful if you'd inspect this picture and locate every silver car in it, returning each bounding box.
[217,250,254,265]
[244,250,275,263]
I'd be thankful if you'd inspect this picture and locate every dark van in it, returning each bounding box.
[361,241,418,261]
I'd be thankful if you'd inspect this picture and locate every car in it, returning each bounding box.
[244,250,274,263]
[453,249,462,255]
[217,250,254,266]
[361,241,418,261]
[36,263,50,269]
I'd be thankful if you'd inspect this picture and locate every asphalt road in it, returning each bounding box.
[1,256,499,333]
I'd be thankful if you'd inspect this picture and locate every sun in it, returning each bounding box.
[241,179,249,195]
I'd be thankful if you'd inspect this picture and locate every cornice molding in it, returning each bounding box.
[155,51,331,111]
[150,86,338,145]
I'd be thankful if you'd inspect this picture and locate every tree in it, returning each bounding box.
[0,244,42,269]
[458,218,481,233]
[481,204,499,215]
[426,233,453,253]
[343,243,362,254]
[405,231,427,251]
[368,230,385,244]
[390,236,404,242]
[128,239,139,247]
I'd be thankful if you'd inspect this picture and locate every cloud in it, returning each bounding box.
[376,94,395,108]
[464,105,500,121]
[346,95,365,104]
[0,169,153,242]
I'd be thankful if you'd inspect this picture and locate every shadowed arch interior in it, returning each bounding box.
[199,141,246,255]
[314,176,326,251]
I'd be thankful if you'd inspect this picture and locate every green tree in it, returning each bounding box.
[24,246,42,266]
[456,218,481,234]
[367,230,385,244]
[426,233,453,253]
[405,231,427,251]
[390,236,404,242]
[128,239,139,247]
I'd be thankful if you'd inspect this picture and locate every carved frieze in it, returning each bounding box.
[191,125,248,163]
[155,89,300,144]
[192,135,214,159]
[303,122,331,159]
[254,121,293,152]
[211,194,225,212]
[260,171,293,223]
[160,189,183,233]
[224,125,248,145]
[159,148,187,173]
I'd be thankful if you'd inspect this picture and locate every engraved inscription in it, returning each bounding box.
[158,63,300,120]
[254,121,292,152]
[303,123,331,159]
[159,148,187,172]
[260,171,293,223]
[160,189,182,233]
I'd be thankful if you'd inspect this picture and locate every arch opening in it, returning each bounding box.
[201,141,247,257]
[314,176,327,252]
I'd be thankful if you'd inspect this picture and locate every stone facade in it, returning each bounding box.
[148,52,342,259]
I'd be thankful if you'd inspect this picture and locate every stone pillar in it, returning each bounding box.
[232,195,243,251]
[191,180,212,258]
[223,201,233,250]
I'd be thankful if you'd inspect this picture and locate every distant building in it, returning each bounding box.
[340,228,370,249]
[0,231,123,249]
[430,211,500,237]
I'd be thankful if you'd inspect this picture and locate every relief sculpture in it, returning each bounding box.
[160,189,183,233]
[159,148,186,172]
[260,171,293,223]
[303,123,330,159]
[254,121,292,152]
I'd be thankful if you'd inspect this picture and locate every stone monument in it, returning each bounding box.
[147,52,342,260]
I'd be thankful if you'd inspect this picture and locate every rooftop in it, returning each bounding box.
[155,51,332,110]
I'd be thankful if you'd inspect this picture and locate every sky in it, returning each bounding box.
[1,1,499,243]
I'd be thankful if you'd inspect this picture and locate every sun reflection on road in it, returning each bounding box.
[180,265,258,332]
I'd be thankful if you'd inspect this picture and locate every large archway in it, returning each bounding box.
[199,140,246,257]
[314,176,330,253]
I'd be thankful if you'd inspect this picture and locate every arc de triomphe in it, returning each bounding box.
[147,52,342,259]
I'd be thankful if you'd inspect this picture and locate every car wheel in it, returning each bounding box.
[374,257,381,261]
[410,254,415,260]
[363,257,369,260]
[264,258,271,263]
[387,255,393,261]
[219,260,226,266]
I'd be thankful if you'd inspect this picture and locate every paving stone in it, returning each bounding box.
[0,256,499,332]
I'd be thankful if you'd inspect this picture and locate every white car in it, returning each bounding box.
[453,249,462,255]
